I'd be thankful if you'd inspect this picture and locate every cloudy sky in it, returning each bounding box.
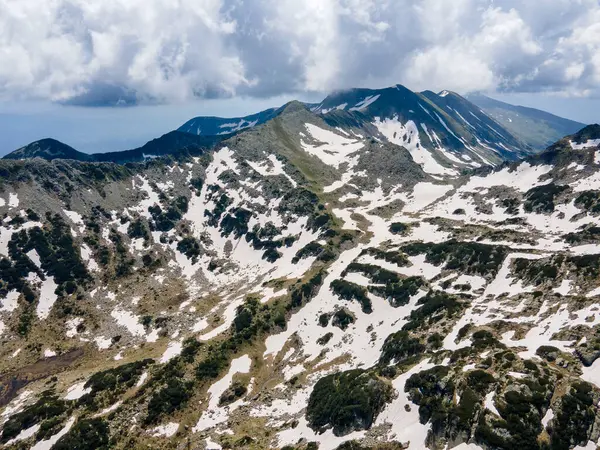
[1,0,599,154]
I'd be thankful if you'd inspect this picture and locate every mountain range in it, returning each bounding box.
[466,93,586,149]
[0,83,599,450]
[3,85,586,168]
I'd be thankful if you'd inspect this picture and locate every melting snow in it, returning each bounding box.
[301,124,364,169]
[376,359,435,447]
[484,391,500,416]
[400,182,453,213]
[151,422,179,437]
[94,336,112,350]
[8,193,19,208]
[246,154,297,187]
[30,417,75,450]
[193,354,252,432]
[581,358,600,387]
[64,381,91,400]
[160,340,183,363]
[570,139,600,150]
[4,424,41,445]
[349,94,380,111]
[65,317,83,338]
[374,116,457,176]
[94,401,123,417]
[136,372,149,387]
[542,408,554,427]
[1,289,20,312]
[34,274,59,320]
[111,307,146,337]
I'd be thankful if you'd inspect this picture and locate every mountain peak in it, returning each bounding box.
[437,90,457,98]
[4,138,92,161]
[280,100,310,114]
[571,124,600,144]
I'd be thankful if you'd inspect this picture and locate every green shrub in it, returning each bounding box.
[306,369,393,436]
[342,263,400,284]
[262,247,283,262]
[523,184,570,213]
[401,240,508,277]
[332,308,356,330]
[127,218,150,242]
[220,208,252,239]
[219,381,247,406]
[549,382,597,450]
[204,190,232,227]
[564,225,600,244]
[53,418,109,450]
[330,279,372,313]
[501,198,520,215]
[405,366,454,427]
[317,332,334,345]
[368,276,424,308]
[472,330,504,350]
[379,330,425,365]
[145,379,194,425]
[403,291,463,330]
[575,190,600,214]
[319,313,331,327]
[1,392,68,443]
[177,236,202,262]
[359,248,409,267]
[292,241,325,264]
[536,345,560,362]
[466,370,495,395]
[389,222,409,234]
[290,270,326,309]
[190,176,204,193]
[85,360,151,391]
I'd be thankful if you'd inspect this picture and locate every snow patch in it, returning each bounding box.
[151,422,179,437]
[193,354,252,432]
[570,139,600,150]
[349,94,380,111]
[374,116,457,176]
[64,381,91,400]
[160,340,183,363]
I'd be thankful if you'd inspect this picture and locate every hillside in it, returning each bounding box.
[466,93,586,150]
[178,107,282,136]
[1,95,600,449]
[313,85,530,174]
[4,139,93,162]
[4,131,226,165]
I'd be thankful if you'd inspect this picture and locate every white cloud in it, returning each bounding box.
[404,45,496,93]
[0,0,249,103]
[0,0,599,103]
[266,0,342,92]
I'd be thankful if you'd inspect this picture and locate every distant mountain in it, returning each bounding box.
[178,107,282,136]
[530,123,600,167]
[7,85,581,178]
[4,138,93,162]
[311,85,530,175]
[466,93,586,150]
[570,123,600,145]
[3,131,225,164]
[92,131,225,164]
